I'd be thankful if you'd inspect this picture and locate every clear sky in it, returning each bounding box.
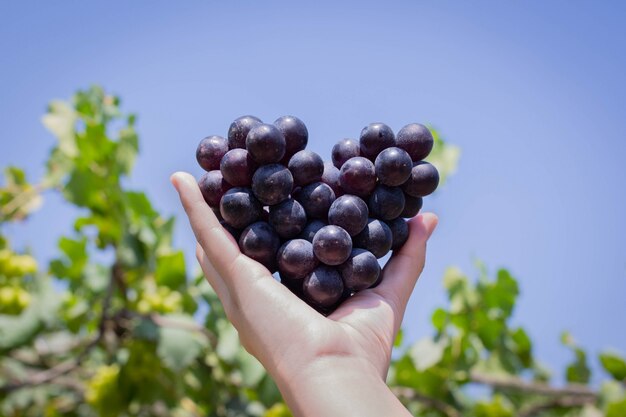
[1,1,625,385]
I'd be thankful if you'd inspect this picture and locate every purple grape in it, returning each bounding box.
[220,220,241,241]
[386,217,409,250]
[359,123,395,161]
[212,206,224,220]
[339,249,381,291]
[228,115,262,149]
[274,115,308,163]
[368,185,405,221]
[353,219,393,259]
[293,182,335,219]
[269,199,307,239]
[375,147,412,186]
[220,148,258,187]
[299,220,327,242]
[332,138,360,168]
[339,157,376,198]
[288,150,324,186]
[303,265,344,309]
[312,225,352,265]
[198,170,232,208]
[220,188,262,229]
[402,161,440,197]
[277,239,319,280]
[328,195,369,236]
[239,222,280,271]
[197,135,229,172]
[321,161,343,197]
[396,123,434,161]
[401,194,423,218]
[246,123,286,164]
[251,164,294,206]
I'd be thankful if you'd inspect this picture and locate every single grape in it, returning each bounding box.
[368,185,405,220]
[401,194,423,218]
[299,220,327,242]
[288,150,324,186]
[339,157,376,198]
[328,194,369,236]
[196,135,229,171]
[321,162,343,197]
[353,218,393,259]
[251,164,294,206]
[220,148,258,187]
[220,187,262,229]
[312,225,352,265]
[269,198,307,239]
[246,123,286,164]
[228,115,262,149]
[274,115,308,163]
[331,138,360,168]
[386,217,409,250]
[277,239,319,280]
[198,170,232,208]
[359,123,395,160]
[239,222,280,272]
[402,161,440,197]
[293,182,335,219]
[303,265,344,309]
[375,147,412,186]
[339,249,380,291]
[396,123,434,161]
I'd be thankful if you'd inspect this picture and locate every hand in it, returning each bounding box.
[171,172,438,417]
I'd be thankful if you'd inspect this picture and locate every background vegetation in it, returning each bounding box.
[0,87,624,417]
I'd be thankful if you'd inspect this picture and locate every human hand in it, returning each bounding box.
[171,171,438,416]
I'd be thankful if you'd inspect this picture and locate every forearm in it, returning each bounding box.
[273,356,412,417]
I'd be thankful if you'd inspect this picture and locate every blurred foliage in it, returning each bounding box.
[0,86,623,417]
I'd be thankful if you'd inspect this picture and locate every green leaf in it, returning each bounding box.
[41,100,78,158]
[394,328,404,347]
[600,351,626,381]
[409,337,447,371]
[156,314,207,371]
[216,320,240,362]
[607,398,626,417]
[156,251,186,289]
[115,126,139,174]
[566,348,591,383]
[473,394,514,417]
[431,308,447,332]
[425,127,460,187]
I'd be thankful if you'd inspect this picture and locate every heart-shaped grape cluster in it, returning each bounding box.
[196,115,438,315]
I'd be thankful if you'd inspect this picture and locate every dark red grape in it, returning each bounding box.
[331,138,360,168]
[321,162,343,197]
[293,182,335,219]
[299,220,327,242]
[303,265,344,309]
[220,148,258,187]
[396,123,434,161]
[328,194,369,236]
[339,157,376,198]
[401,194,423,218]
[239,222,280,271]
[359,123,395,160]
[402,161,440,197]
[228,115,262,149]
[339,249,380,291]
[197,135,229,172]
[274,115,308,163]
[269,199,307,239]
[353,218,393,259]
[220,188,262,229]
[198,170,232,208]
[375,147,412,186]
[386,217,409,250]
[246,123,286,164]
[251,164,293,206]
[368,185,405,221]
[288,150,324,186]
[312,225,352,265]
[277,239,319,280]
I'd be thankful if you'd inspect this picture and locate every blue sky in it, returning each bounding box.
[1,1,625,384]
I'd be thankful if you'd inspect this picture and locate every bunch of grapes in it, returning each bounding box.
[196,116,438,315]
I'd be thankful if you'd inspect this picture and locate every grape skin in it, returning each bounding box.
[303,265,344,309]
[328,195,369,236]
[396,123,434,161]
[293,182,336,219]
[198,170,232,208]
[197,135,229,171]
[277,239,319,280]
[359,123,395,161]
[312,225,353,265]
[239,222,281,272]
[251,164,294,206]
[288,150,324,186]
[375,147,412,186]
[339,249,380,291]
[368,185,405,221]
[339,157,377,198]
[299,220,327,242]
[321,162,343,197]
[274,115,309,163]
[353,218,393,259]
[402,161,440,197]
[332,138,360,168]
[269,199,307,239]
[401,194,423,218]
[220,187,262,229]
[228,115,262,149]
[220,148,258,187]
[386,217,409,250]
[246,123,287,164]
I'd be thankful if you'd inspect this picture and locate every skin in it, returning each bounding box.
[171,172,438,417]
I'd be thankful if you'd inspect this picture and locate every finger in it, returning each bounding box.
[170,172,242,279]
[195,243,231,304]
[371,213,438,331]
